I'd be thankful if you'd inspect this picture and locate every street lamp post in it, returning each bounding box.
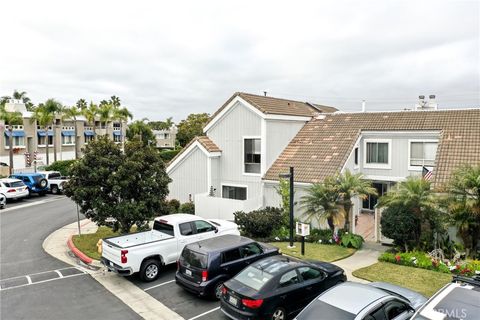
[279,166,295,248]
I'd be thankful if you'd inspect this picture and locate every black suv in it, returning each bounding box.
[175,234,280,299]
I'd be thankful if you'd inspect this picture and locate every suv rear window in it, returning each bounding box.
[235,266,273,291]
[180,248,208,269]
[153,220,174,236]
[48,173,61,179]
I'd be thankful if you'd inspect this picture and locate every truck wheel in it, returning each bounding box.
[51,185,59,194]
[37,179,48,189]
[213,281,224,300]
[140,259,160,282]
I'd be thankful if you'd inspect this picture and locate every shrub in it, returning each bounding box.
[44,159,77,176]
[165,199,181,214]
[380,204,420,251]
[178,202,195,214]
[159,149,182,162]
[234,207,284,238]
[306,229,334,244]
[341,233,364,249]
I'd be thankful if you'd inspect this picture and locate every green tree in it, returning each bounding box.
[30,102,56,165]
[64,137,171,233]
[83,102,98,140]
[62,106,82,159]
[98,102,114,137]
[380,204,421,251]
[1,90,35,111]
[113,105,133,148]
[76,99,87,110]
[301,177,344,232]
[43,99,62,162]
[0,106,23,174]
[148,117,174,130]
[126,120,156,147]
[445,165,480,257]
[335,170,377,231]
[176,113,209,147]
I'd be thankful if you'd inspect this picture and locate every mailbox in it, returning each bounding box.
[296,222,310,237]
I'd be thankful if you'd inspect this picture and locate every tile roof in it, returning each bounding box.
[205,92,337,129]
[167,136,221,167]
[264,109,480,189]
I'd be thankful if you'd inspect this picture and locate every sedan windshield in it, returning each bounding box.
[235,266,273,291]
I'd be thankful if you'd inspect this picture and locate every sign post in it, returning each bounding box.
[296,222,310,256]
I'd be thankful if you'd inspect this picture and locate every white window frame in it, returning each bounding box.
[363,139,392,169]
[408,139,439,171]
[62,135,76,146]
[242,136,262,176]
[353,145,359,169]
[37,135,54,148]
[4,136,26,149]
[221,183,248,200]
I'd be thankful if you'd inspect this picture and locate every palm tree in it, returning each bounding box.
[62,106,82,159]
[335,170,377,231]
[1,90,34,110]
[113,106,133,148]
[0,106,23,174]
[41,99,62,162]
[76,99,87,110]
[98,102,114,138]
[83,102,98,140]
[301,177,344,232]
[30,104,55,165]
[446,165,480,257]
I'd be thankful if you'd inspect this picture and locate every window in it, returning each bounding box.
[244,138,261,174]
[85,135,94,144]
[279,270,300,287]
[153,220,174,236]
[235,266,274,291]
[239,243,263,258]
[193,220,215,233]
[222,185,247,200]
[222,249,242,263]
[298,267,324,281]
[180,248,208,269]
[410,141,438,167]
[179,222,194,236]
[5,136,25,148]
[62,135,75,145]
[113,134,122,143]
[366,142,389,164]
[354,147,359,166]
[38,135,53,146]
[362,183,388,210]
[363,306,387,320]
[383,301,409,320]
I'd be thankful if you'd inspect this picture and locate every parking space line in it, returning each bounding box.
[25,275,32,284]
[143,279,176,291]
[188,307,221,320]
[54,270,63,278]
[0,267,83,282]
[0,273,87,291]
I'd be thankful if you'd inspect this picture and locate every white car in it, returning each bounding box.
[102,214,240,282]
[37,171,69,194]
[0,178,29,200]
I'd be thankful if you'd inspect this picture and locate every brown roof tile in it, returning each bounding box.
[264,109,480,189]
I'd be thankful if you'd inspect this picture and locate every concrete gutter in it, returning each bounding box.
[43,219,183,320]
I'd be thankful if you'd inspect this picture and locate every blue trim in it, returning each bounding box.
[84,131,94,136]
[113,131,122,136]
[37,130,53,137]
[61,131,75,136]
[4,131,25,137]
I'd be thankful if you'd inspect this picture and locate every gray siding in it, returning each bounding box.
[168,146,208,203]
[207,101,262,200]
[266,119,306,171]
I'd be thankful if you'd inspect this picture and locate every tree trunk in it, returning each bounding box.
[343,202,352,232]
[53,122,58,162]
[74,118,79,159]
[327,216,335,233]
[93,122,97,141]
[8,128,14,175]
[105,121,109,139]
[45,126,50,165]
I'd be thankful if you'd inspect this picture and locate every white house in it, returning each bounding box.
[166,92,336,217]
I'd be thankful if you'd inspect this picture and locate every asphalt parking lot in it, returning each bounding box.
[128,265,228,320]
[3,193,65,210]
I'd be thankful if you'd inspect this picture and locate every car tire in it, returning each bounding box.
[37,178,48,189]
[51,185,59,194]
[140,259,160,282]
[213,281,224,300]
[271,307,287,320]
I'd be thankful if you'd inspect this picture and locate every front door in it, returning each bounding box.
[356,182,389,242]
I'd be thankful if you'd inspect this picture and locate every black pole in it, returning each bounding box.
[289,166,294,248]
[76,203,81,236]
[301,236,305,256]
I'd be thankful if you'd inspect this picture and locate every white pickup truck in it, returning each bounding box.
[38,171,69,194]
[101,214,240,282]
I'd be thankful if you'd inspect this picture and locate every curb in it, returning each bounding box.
[67,235,93,264]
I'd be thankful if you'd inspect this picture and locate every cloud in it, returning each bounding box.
[0,0,478,121]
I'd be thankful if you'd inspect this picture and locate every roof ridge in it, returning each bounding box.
[238,92,313,105]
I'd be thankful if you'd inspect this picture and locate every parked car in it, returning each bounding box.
[102,214,240,282]
[294,281,427,320]
[9,173,48,196]
[0,178,29,200]
[0,193,6,209]
[411,275,480,320]
[37,171,69,194]
[176,235,280,299]
[220,255,346,320]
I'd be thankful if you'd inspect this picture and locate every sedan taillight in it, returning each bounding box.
[242,298,264,309]
[7,189,16,193]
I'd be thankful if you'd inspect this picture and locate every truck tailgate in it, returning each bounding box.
[102,240,123,266]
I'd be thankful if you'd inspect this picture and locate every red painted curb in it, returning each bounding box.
[67,235,93,264]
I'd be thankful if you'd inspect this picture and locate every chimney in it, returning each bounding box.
[263,91,267,97]
[428,95,438,110]
[361,100,366,112]
[415,95,427,111]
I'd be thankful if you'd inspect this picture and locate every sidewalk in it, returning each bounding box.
[333,242,387,283]
[43,219,183,320]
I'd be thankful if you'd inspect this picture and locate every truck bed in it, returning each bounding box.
[104,230,173,248]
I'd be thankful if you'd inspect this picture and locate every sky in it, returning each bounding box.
[1,0,479,121]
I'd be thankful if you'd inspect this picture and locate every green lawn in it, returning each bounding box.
[72,226,121,260]
[353,262,451,297]
[269,242,356,262]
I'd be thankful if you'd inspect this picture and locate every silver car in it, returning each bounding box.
[295,282,427,320]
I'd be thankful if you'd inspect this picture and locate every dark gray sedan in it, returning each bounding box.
[294,281,427,320]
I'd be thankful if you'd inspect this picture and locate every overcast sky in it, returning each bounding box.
[1,0,479,121]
